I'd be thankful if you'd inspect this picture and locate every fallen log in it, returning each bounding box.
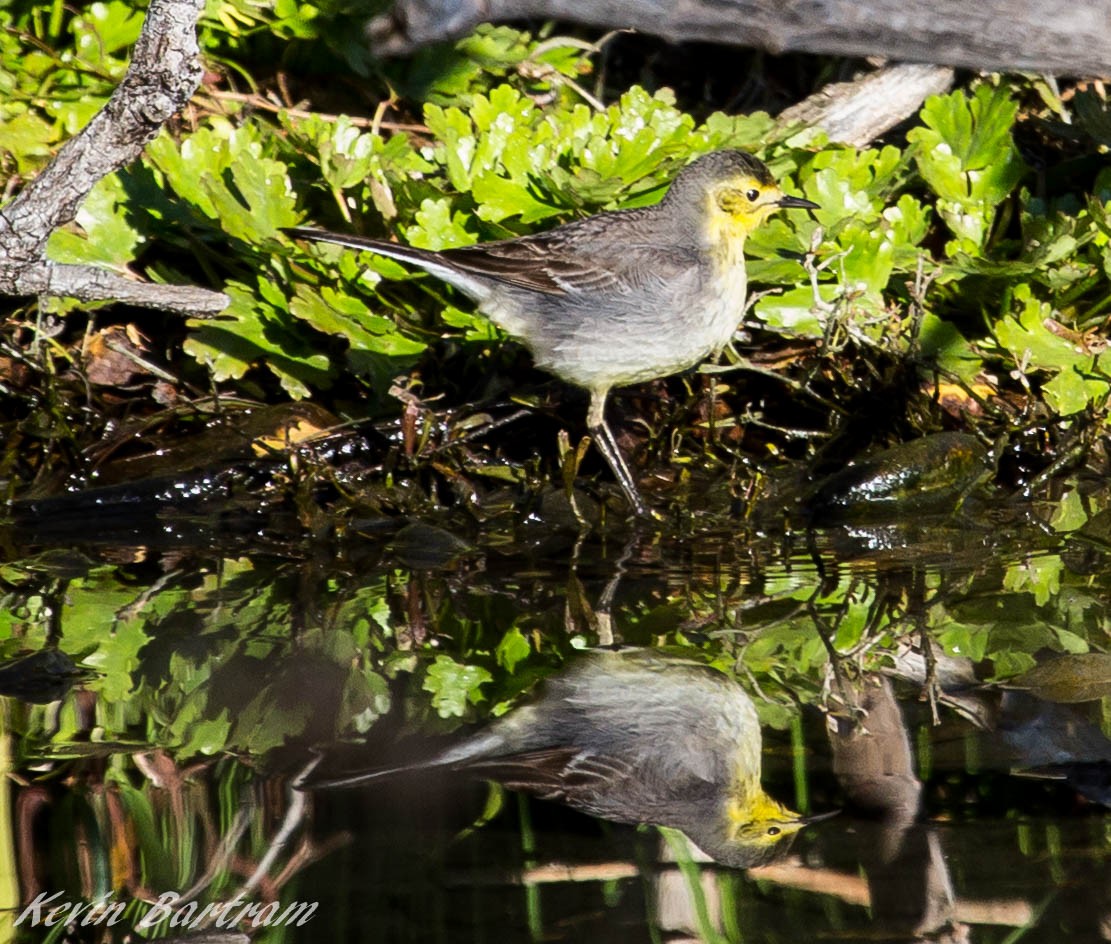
[368,0,1111,77]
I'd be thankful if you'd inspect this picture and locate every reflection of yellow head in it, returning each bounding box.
[726,790,809,851]
[680,789,815,869]
[687,788,839,868]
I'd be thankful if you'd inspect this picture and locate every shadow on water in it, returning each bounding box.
[0,433,1109,943]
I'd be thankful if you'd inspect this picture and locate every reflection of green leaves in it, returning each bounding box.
[935,621,990,663]
[175,708,233,756]
[162,654,234,755]
[232,686,315,754]
[54,577,150,702]
[423,655,493,718]
[495,628,531,673]
[343,667,392,735]
[1004,553,1064,607]
[1050,490,1088,533]
[741,619,829,721]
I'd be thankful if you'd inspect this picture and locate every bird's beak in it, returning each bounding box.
[777,194,820,210]
[799,808,840,826]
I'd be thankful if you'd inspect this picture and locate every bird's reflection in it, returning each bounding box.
[308,648,832,868]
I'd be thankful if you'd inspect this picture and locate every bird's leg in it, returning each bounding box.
[587,390,650,517]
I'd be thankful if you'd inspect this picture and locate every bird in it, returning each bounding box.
[304,647,833,868]
[288,150,818,517]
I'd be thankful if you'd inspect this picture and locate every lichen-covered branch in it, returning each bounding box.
[0,0,228,315]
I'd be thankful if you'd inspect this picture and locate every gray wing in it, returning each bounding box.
[441,208,693,297]
[288,208,695,300]
[461,747,634,802]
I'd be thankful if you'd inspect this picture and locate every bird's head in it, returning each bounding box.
[665,150,817,257]
[683,789,836,869]
[729,790,808,853]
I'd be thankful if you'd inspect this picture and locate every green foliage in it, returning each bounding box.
[422,654,494,718]
[0,0,143,175]
[993,284,1111,414]
[908,84,1027,253]
[6,12,1111,933]
[46,174,144,267]
[495,627,532,672]
[751,144,929,333]
[5,5,1111,473]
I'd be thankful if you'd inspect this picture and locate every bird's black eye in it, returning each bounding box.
[766,826,781,836]
[745,188,760,202]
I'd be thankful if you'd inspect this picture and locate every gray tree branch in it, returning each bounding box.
[778,64,956,147]
[0,0,228,315]
[369,0,1111,77]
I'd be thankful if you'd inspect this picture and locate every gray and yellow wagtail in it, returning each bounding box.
[289,150,817,516]
[306,648,834,868]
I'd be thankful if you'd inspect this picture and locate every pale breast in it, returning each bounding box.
[483,260,748,392]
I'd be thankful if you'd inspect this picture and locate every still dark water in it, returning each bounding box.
[1,469,1109,943]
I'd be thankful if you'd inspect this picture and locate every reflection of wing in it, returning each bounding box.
[462,748,635,805]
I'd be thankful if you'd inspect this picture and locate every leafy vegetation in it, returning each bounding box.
[1,0,1110,512]
[2,8,1110,940]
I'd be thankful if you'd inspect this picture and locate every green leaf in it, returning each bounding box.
[754,284,836,337]
[423,655,493,718]
[47,173,142,267]
[917,313,984,382]
[406,196,478,249]
[495,628,531,673]
[81,619,150,703]
[0,108,57,173]
[1003,554,1064,607]
[176,710,233,756]
[908,84,1028,251]
[73,2,144,77]
[341,668,392,734]
[993,285,1111,414]
[990,650,1037,680]
[935,621,990,662]
[184,282,333,398]
[146,122,298,240]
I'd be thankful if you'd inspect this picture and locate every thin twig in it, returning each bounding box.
[208,90,431,132]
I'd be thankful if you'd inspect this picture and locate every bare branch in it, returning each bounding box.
[778,64,956,147]
[10,264,229,315]
[0,0,229,316]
